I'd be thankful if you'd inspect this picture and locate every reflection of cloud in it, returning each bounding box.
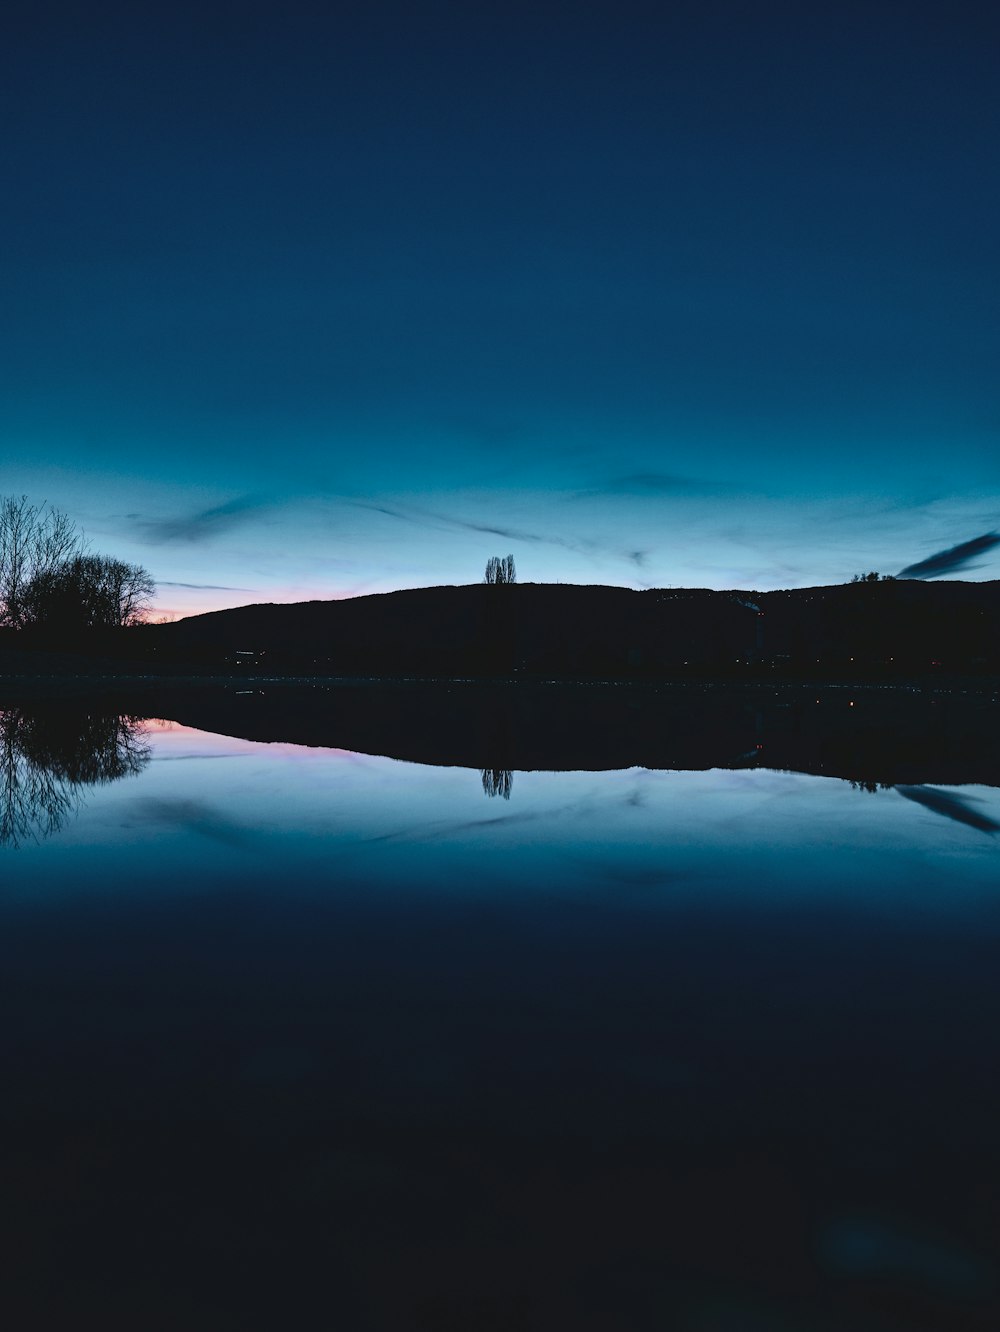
[128,797,255,846]
[364,787,605,847]
[894,785,1000,834]
[135,495,271,544]
[152,753,253,761]
[363,809,544,844]
[898,532,1000,579]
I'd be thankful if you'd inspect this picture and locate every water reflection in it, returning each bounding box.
[480,766,513,799]
[0,707,150,846]
[116,679,1000,788]
[842,777,1000,836]
[895,783,1000,834]
[0,696,998,1327]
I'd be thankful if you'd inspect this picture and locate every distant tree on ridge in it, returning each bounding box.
[484,554,516,585]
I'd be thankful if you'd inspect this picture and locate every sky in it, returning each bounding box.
[3,0,999,618]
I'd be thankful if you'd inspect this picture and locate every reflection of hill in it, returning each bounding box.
[95,679,1000,789]
[0,708,150,847]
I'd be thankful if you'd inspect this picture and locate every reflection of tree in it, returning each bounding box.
[0,708,150,847]
[480,767,513,800]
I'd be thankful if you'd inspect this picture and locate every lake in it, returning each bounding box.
[2,684,999,1329]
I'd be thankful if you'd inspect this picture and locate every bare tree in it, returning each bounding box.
[483,553,516,585]
[97,557,156,626]
[0,495,80,628]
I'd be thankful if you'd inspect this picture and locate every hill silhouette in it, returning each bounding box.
[2,579,1000,681]
[146,578,1000,679]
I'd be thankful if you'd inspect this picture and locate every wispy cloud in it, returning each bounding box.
[158,580,257,591]
[349,498,626,563]
[898,532,1000,579]
[135,495,272,544]
[450,516,587,550]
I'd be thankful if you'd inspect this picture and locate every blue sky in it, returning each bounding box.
[3,0,998,617]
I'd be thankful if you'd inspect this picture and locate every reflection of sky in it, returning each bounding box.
[4,4,999,615]
[10,726,1000,921]
[5,721,1000,1321]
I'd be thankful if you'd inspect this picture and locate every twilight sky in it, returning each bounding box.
[4,0,999,618]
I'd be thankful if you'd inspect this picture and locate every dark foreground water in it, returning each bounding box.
[2,691,1000,1329]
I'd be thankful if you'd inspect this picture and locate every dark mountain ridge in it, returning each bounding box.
[2,579,998,681]
[145,578,1000,680]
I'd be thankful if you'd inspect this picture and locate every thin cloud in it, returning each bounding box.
[136,495,271,544]
[451,516,583,549]
[159,581,257,591]
[350,498,547,542]
[349,498,618,562]
[898,532,1000,579]
[352,501,411,523]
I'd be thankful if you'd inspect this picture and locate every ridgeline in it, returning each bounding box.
[2,579,1000,682]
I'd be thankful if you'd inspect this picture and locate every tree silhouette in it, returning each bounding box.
[0,495,79,628]
[1,494,156,630]
[484,554,516,585]
[21,554,155,629]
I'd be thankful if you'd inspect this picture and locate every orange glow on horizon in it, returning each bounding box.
[152,585,367,623]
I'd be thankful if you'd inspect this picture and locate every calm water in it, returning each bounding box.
[2,698,1000,1328]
